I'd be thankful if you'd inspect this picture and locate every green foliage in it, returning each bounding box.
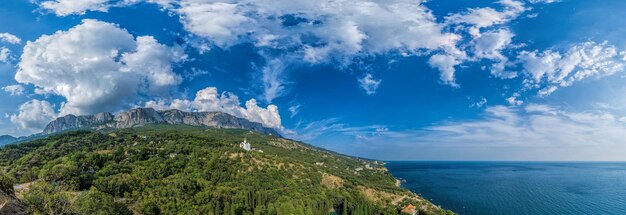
[93,173,139,197]
[72,189,133,215]
[22,182,73,215]
[0,174,15,194]
[1,125,454,215]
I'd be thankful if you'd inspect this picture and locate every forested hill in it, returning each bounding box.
[0,125,454,215]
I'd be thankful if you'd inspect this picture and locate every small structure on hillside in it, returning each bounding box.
[240,138,251,151]
[401,204,417,215]
[328,208,338,215]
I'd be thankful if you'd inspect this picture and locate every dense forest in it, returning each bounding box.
[0,125,455,215]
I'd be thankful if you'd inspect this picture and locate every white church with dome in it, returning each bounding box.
[240,138,251,151]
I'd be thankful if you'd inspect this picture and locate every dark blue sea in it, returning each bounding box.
[385,162,626,215]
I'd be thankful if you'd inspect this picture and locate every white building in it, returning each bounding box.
[240,138,251,151]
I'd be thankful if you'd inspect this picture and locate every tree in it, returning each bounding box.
[0,174,15,195]
[22,182,72,215]
[73,190,133,215]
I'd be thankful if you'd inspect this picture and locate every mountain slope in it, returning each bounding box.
[0,125,453,215]
[43,108,280,136]
[0,135,17,147]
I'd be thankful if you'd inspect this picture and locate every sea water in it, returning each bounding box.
[385,162,626,215]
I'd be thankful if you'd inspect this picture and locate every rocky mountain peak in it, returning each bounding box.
[42,108,280,136]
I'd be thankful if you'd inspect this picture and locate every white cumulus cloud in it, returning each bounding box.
[471,97,488,108]
[358,73,381,95]
[40,0,118,16]
[445,0,526,36]
[37,0,591,97]
[10,100,58,133]
[428,54,461,87]
[0,47,10,63]
[471,28,517,78]
[15,19,185,116]
[518,41,625,96]
[175,1,253,48]
[528,0,561,4]
[170,0,459,54]
[37,0,463,84]
[2,85,26,96]
[145,87,282,129]
[472,29,514,60]
[0,33,21,44]
[506,92,523,106]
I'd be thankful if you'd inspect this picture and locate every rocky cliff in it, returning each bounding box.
[0,190,26,215]
[43,108,280,136]
[0,178,26,215]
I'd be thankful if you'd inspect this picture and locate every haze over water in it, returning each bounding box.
[386,161,626,215]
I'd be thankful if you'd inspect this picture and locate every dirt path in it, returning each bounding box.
[13,182,35,199]
[391,195,408,205]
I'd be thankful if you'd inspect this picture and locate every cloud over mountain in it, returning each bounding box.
[145,87,282,129]
[15,19,185,116]
[10,99,58,133]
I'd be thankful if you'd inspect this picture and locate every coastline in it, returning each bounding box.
[382,161,454,215]
[385,161,626,215]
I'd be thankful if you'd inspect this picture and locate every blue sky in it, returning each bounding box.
[1,0,626,161]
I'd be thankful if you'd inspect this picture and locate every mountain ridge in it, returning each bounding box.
[0,135,17,147]
[43,108,281,136]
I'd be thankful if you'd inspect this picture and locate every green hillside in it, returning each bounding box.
[0,125,454,215]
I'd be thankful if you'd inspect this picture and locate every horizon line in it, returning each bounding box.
[382,160,626,163]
